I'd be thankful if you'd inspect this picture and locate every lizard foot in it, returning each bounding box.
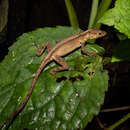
[50,70,56,75]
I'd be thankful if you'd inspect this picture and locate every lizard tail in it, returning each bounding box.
[0,59,50,129]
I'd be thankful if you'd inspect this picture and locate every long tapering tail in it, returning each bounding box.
[0,59,50,129]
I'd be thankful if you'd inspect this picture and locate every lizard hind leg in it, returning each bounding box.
[50,55,69,75]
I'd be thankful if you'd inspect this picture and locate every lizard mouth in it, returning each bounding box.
[97,30,107,38]
[102,31,107,37]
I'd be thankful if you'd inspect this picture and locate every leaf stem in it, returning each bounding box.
[64,0,79,28]
[88,0,99,29]
[107,113,130,130]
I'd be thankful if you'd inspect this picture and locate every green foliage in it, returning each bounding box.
[99,0,130,38]
[64,0,112,29]
[112,39,130,62]
[88,0,112,29]
[0,26,108,129]
[94,0,112,28]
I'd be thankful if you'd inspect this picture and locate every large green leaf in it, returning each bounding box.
[0,26,108,130]
[99,0,130,38]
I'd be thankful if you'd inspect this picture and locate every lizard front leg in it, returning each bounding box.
[50,55,69,75]
[81,42,97,56]
[35,41,52,56]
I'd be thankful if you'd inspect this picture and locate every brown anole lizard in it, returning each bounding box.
[0,28,106,129]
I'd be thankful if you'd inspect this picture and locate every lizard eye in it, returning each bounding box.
[98,32,102,35]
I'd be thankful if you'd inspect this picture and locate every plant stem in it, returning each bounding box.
[64,0,79,28]
[95,0,112,28]
[107,113,130,130]
[88,0,99,29]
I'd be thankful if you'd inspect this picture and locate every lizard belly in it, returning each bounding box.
[53,40,81,57]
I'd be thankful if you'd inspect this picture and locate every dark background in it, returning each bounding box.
[0,0,130,129]
[7,0,91,46]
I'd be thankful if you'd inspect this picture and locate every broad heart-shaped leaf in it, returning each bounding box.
[99,0,130,38]
[0,26,108,130]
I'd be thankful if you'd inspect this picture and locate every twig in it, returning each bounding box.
[96,117,106,129]
[101,106,130,113]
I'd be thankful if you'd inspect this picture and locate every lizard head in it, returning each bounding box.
[82,28,107,40]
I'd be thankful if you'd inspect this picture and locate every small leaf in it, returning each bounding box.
[86,43,105,55]
[112,39,130,62]
[99,0,130,38]
[116,32,128,41]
